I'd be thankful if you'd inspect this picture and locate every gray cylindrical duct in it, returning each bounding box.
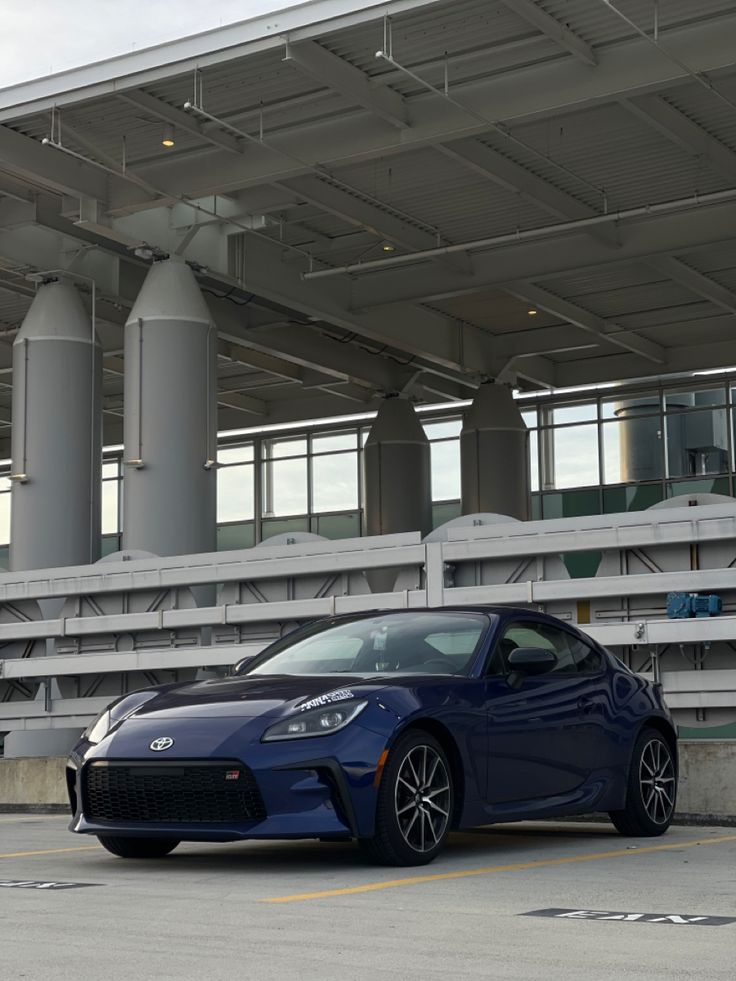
[123,257,216,556]
[614,397,690,483]
[363,397,432,537]
[10,280,101,571]
[461,383,529,520]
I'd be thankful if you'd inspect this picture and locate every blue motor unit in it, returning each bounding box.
[666,592,723,619]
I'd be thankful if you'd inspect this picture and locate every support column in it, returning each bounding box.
[461,382,529,519]
[123,257,217,557]
[10,280,101,571]
[363,396,432,538]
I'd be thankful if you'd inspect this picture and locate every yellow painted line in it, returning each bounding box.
[262,833,736,904]
[0,845,101,860]
[0,816,69,824]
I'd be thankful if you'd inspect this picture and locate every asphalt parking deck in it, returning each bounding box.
[0,817,734,981]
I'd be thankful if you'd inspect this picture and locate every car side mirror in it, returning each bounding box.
[507,647,558,676]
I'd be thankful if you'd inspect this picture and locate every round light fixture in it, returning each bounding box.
[161,124,175,148]
[527,308,538,316]
[382,242,396,253]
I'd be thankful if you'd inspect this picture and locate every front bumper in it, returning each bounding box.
[67,714,388,842]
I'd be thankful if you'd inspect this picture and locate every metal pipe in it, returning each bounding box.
[302,184,736,280]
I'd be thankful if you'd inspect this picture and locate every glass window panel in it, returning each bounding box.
[666,386,726,409]
[432,500,462,528]
[311,452,358,513]
[219,444,254,464]
[217,463,254,522]
[101,536,121,558]
[424,419,462,440]
[101,479,118,535]
[312,432,357,453]
[602,417,663,484]
[667,408,728,477]
[552,425,599,488]
[520,408,537,428]
[553,403,597,425]
[264,458,308,516]
[542,489,600,519]
[217,522,255,551]
[313,512,361,539]
[530,494,541,520]
[529,429,539,493]
[430,439,461,501]
[602,484,664,513]
[360,428,370,446]
[0,493,10,544]
[666,477,731,499]
[266,438,307,459]
[102,461,119,479]
[261,516,309,540]
[601,391,659,420]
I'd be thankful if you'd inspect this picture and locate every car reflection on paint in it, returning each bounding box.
[66,607,677,866]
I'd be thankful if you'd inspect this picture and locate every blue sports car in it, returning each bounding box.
[67,607,677,866]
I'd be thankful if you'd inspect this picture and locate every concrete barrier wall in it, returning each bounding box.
[677,740,736,822]
[0,757,68,810]
[1,742,735,821]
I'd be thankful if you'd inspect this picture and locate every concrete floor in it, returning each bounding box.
[0,816,734,981]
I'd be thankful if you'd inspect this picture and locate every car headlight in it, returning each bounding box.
[83,710,111,745]
[262,700,367,742]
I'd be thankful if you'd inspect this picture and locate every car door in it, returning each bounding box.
[483,618,601,805]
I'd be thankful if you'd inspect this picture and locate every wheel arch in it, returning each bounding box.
[397,718,466,829]
[639,716,679,771]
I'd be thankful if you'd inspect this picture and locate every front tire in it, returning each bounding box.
[97,836,180,859]
[609,727,677,837]
[361,731,453,866]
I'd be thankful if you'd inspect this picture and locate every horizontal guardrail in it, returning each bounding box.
[1,501,735,732]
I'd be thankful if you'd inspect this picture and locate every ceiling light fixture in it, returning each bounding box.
[161,124,175,148]
[382,242,396,253]
[527,308,538,316]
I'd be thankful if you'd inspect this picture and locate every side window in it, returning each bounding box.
[490,622,590,675]
[570,637,604,673]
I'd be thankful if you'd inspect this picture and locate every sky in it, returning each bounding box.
[0,0,304,88]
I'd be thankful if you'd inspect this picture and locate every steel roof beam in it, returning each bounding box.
[347,198,736,309]
[103,15,736,215]
[0,124,112,202]
[283,40,409,129]
[504,282,665,363]
[555,334,736,387]
[647,255,736,314]
[119,90,245,156]
[500,0,596,66]
[623,94,736,184]
[437,140,617,247]
[276,174,471,274]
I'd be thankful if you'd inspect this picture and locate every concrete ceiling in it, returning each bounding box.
[2,0,736,449]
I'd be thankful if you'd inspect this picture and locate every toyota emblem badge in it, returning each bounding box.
[149,736,174,752]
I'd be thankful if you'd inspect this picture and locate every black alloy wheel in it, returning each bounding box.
[609,727,677,836]
[361,730,453,866]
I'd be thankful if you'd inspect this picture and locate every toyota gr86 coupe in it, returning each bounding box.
[67,607,678,866]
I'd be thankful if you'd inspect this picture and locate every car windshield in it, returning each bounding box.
[245,611,491,677]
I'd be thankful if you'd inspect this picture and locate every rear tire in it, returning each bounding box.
[360,731,453,867]
[97,835,180,859]
[609,727,677,837]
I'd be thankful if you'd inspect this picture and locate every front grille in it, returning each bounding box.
[83,761,266,825]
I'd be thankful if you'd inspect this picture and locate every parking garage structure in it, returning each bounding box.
[0,0,734,818]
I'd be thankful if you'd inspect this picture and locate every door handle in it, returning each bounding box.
[577,697,594,714]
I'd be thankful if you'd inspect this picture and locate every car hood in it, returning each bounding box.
[123,675,391,721]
